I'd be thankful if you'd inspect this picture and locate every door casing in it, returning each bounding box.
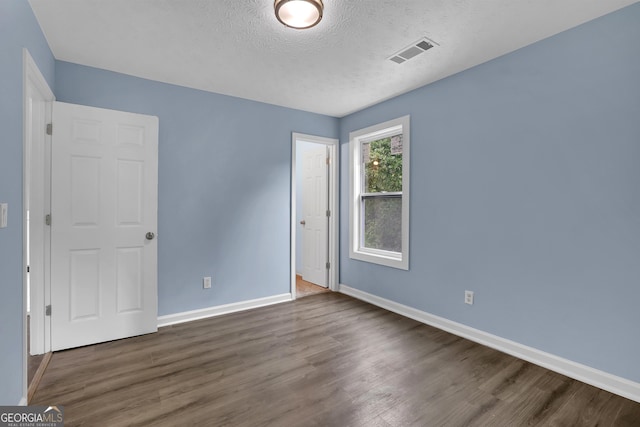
[23,48,54,403]
[291,133,339,299]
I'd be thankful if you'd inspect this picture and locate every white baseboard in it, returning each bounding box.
[340,284,640,404]
[18,396,27,406]
[158,293,292,328]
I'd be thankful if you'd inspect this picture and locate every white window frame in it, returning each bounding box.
[349,115,410,270]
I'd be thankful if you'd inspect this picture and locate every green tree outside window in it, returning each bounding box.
[362,136,402,252]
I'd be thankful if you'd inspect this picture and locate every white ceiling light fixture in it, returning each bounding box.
[275,0,324,29]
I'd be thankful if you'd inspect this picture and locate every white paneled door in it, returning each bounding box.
[302,145,329,287]
[50,102,158,351]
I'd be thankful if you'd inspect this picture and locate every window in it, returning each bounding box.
[349,115,410,270]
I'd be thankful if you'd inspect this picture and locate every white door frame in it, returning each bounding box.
[23,48,54,403]
[291,133,339,299]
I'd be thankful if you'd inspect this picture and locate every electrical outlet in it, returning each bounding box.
[464,290,474,305]
[0,203,7,228]
[203,277,212,289]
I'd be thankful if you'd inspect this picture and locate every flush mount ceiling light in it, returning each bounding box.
[274,0,323,29]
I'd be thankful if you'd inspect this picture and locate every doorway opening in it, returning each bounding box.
[291,133,339,299]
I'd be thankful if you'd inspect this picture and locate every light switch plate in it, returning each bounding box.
[0,203,7,228]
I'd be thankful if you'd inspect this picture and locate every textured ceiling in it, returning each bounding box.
[28,0,637,117]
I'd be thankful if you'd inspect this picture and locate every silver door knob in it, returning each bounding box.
[146,232,155,240]
[300,220,306,225]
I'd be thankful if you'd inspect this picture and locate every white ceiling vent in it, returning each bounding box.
[389,37,438,64]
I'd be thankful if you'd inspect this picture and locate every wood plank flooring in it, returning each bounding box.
[32,292,640,426]
[296,275,330,298]
[27,315,45,385]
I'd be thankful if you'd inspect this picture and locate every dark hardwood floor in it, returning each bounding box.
[27,315,45,385]
[28,351,44,385]
[32,292,640,426]
[27,314,52,402]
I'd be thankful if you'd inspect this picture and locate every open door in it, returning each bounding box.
[301,145,329,287]
[50,101,158,351]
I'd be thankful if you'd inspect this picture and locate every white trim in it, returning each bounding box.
[339,284,640,404]
[23,49,54,101]
[157,294,292,328]
[18,397,27,406]
[349,115,410,270]
[291,133,340,299]
[24,52,53,356]
[23,48,54,405]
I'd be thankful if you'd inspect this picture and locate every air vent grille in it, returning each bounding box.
[389,37,438,64]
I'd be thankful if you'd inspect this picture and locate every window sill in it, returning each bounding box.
[350,249,408,270]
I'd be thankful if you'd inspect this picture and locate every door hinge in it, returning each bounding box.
[45,305,51,316]
[326,157,330,165]
[45,214,51,226]
[27,265,30,273]
[326,210,331,217]
[46,123,52,136]
[326,262,330,270]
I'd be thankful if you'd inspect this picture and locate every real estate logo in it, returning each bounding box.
[0,406,63,427]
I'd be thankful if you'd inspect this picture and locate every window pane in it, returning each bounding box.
[363,196,402,252]
[363,135,403,193]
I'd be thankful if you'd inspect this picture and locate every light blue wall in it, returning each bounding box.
[0,1,55,404]
[2,0,638,405]
[55,62,339,316]
[340,4,640,383]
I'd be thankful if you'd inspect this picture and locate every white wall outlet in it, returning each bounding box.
[203,277,212,289]
[0,203,7,228]
[464,290,474,305]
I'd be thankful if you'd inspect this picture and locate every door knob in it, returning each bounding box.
[146,232,155,240]
[300,220,306,225]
